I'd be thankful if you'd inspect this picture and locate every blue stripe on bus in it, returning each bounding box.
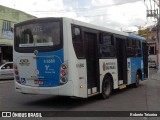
[130,58,143,84]
[128,34,145,40]
[36,49,64,87]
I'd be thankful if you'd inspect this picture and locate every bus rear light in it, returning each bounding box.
[60,63,68,85]
[14,64,18,69]
[13,63,20,83]
[60,77,67,84]
[13,63,19,76]
[61,71,66,76]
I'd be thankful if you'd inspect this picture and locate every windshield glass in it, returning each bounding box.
[15,22,60,48]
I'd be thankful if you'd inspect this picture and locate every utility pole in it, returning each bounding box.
[145,0,160,71]
[158,0,160,72]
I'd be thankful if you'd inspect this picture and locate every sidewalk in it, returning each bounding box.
[150,72,160,80]
[145,70,160,112]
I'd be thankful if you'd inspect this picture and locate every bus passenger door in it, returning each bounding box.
[115,37,127,85]
[84,32,99,95]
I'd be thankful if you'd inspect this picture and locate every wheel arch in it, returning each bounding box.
[100,72,115,99]
[102,73,114,90]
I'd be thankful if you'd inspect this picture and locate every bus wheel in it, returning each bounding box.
[134,73,140,88]
[101,76,112,99]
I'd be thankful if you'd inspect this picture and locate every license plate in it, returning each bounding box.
[34,80,43,84]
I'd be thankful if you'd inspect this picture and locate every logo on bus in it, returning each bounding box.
[106,62,116,70]
[19,59,30,66]
[103,62,116,71]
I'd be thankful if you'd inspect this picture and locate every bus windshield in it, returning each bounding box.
[14,21,61,52]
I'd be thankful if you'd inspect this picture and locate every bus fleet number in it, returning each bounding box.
[44,59,55,63]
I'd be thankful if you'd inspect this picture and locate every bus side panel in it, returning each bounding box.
[77,59,88,98]
[141,59,145,80]
[36,49,64,87]
[127,58,131,85]
[99,59,118,93]
[130,58,142,84]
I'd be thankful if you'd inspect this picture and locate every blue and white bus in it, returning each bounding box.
[13,17,148,99]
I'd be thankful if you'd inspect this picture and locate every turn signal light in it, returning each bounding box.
[61,64,67,69]
[13,63,20,82]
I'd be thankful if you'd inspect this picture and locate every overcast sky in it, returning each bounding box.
[0,0,156,31]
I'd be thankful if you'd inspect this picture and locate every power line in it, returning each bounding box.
[0,0,143,18]
[1,0,142,14]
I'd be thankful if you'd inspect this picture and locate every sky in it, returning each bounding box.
[0,0,157,32]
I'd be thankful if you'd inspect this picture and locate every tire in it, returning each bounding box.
[101,76,112,99]
[134,73,140,88]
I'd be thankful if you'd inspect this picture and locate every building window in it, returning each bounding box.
[3,20,11,31]
[149,46,155,55]
[2,20,13,39]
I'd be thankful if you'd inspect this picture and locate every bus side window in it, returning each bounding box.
[127,39,133,57]
[72,26,84,58]
[136,40,142,57]
[99,33,115,58]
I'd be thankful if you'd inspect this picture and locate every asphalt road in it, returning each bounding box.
[0,68,159,120]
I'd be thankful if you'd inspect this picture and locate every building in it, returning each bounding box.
[138,26,157,68]
[0,5,36,64]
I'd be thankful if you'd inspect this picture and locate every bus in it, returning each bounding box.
[13,17,148,99]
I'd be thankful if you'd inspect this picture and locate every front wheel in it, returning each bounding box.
[101,76,112,99]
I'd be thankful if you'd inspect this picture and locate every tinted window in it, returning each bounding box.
[15,22,60,47]
[127,39,142,57]
[127,39,132,47]
[135,40,142,57]
[99,33,115,58]
[72,26,84,58]
[136,40,141,48]
[127,39,134,57]
[14,19,62,53]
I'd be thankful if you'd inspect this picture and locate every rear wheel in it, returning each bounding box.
[101,76,112,99]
